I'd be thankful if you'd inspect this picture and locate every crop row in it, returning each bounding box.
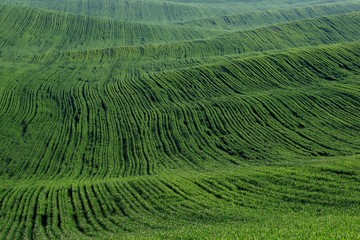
[2,6,360,61]
[0,43,359,180]
[0,0,346,23]
[175,1,360,30]
[24,12,360,72]
[0,157,359,239]
[1,1,360,239]
[0,4,220,57]
[0,0,219,22]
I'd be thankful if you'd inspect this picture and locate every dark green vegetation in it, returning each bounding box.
[0,0,353,22]
[0,0,360,239]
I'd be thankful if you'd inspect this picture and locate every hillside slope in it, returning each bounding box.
[0,1,360,239]
[1,42,360,180]
[175,1,360,30]
[0,0,353,22]
[0,4,221,56]
[24,12,360,75]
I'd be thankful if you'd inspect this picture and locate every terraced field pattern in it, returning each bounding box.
[1,0,360,239]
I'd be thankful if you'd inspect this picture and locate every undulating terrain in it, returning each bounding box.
[0,0,360,239]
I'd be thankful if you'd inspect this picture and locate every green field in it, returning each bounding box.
[0,0,360,239]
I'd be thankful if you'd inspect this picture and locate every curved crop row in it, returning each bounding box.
[1,1,360,239]
[0,157,359,239]
[175,1,360,30]
[0,0,217,22]
[0,4,220,57]
[0,0,347,22]
[25,12,360,71]
[0,43,360,180]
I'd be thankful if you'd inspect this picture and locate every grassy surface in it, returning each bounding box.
[1,155,359,239]
[0,4,225,57]
[2,10,359,61]
[174,1,360,30]
[2,41,360,180]
[0,0,360,239]
[0,0,354,22]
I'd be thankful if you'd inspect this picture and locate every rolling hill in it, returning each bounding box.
[0,0,360,239]
[1,0,354,22]
[174,1,360,30]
